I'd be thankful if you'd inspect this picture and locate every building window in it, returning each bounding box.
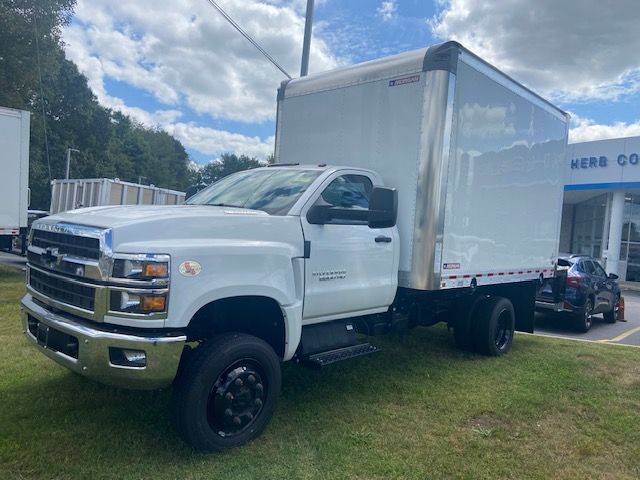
[571,194,607,259]
[621,194,640,282]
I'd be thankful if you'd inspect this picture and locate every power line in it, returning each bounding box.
[204,0,292,79]
[33,9,52,184]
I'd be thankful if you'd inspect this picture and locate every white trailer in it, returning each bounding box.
[0,107,30,252]
[50,178,185,214]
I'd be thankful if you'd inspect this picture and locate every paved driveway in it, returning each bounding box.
[535,290,640,347]
[0,250,26,271]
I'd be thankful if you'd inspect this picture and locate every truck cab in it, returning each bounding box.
[22,165,399,450]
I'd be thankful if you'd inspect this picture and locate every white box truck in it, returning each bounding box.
[50,178,185,214]
[21,42,568,452]
[0,106,30,253]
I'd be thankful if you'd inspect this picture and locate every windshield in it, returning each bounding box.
[186,168,322,215]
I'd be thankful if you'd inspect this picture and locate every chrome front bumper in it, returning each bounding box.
[21,293,186,390]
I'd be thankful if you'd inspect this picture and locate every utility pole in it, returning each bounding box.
[300,0,314,77]
[66,148,80,180]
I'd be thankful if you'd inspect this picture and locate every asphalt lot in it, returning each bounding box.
[2,249,639,347]
[535,290,640,347]
[0,250,26,271]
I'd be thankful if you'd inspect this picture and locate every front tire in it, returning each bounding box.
[474,297,515,356]
[171,333,281,452]
[603,296,619,324]
[574,298,593,332]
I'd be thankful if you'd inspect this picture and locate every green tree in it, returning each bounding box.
[200,153,263,185]
[1,0,191,210]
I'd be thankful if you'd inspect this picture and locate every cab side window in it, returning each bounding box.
[319,174,373,225]
[321,175,373,209]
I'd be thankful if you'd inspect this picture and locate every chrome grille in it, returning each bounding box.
[29,268,96,311]
[32,229,100,260]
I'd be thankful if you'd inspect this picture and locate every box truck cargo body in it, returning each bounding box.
[276,41,568,292]
[0,107,30,251]
[50,178,185,214]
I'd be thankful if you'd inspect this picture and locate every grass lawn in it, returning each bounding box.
[1,265,639,480]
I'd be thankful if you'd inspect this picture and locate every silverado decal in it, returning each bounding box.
[312,270,347,282]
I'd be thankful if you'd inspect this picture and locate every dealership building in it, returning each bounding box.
[561,135,640,282]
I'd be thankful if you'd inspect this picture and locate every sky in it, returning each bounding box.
[62,0,640,165]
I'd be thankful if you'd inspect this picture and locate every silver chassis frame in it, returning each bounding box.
[399,69,456,291]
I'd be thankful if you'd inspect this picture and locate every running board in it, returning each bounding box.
[304,343,379,369]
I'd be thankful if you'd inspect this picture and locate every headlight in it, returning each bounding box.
[112,257,169,280]
[110,291,167,313]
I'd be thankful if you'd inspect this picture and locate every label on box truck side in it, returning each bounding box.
[443,263,461,270]
[389,75,420,87]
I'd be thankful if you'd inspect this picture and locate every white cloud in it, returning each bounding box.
[62,0,335,161]
[64,0,340,124]
[429,0,640,102]
[377,1,397,22]
[459,103,515,139]
[569,115,640,144]
[165,123,275,159]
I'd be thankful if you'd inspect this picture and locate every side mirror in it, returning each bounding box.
[368,187,398,229]
[608,273,619,280]
[307,204,332,224]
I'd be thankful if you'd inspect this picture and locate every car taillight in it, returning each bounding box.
[567,276,582,288]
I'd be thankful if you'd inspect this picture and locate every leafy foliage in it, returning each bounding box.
[0,0,190,210]
[199,153,263,185]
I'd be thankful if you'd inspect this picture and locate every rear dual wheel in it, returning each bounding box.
[454,296,515,356]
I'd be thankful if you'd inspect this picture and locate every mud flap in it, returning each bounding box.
[510,280,537,333]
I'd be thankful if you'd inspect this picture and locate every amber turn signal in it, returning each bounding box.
[141,295,166,312]
[143,262,168,278]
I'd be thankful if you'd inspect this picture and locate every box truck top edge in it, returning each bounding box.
[0,106,29,117]
[279,40,567,121]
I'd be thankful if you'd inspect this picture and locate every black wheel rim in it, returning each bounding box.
[494,309,512,350]
[207,359,266,438]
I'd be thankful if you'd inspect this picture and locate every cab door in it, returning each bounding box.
[300,172,398,323]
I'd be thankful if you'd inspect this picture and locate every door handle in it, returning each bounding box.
[375,235,392,243]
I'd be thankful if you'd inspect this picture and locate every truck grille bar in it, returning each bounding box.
[31,229,101,260]
[29,267,96,311]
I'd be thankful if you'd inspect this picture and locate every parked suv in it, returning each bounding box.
[536,254,621,332]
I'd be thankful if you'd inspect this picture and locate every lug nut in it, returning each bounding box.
[224,408,233,417]
[225,392,234,402]
[233,416,242,426]
[254,398,263,407]
[234,378,243,387]
[247,413,253,421]
[255,383,263,394]
[247,375,256,385]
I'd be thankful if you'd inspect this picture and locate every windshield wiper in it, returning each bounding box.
[206,203,246,208]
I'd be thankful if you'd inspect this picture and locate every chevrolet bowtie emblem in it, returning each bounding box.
[42,247,61,264]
